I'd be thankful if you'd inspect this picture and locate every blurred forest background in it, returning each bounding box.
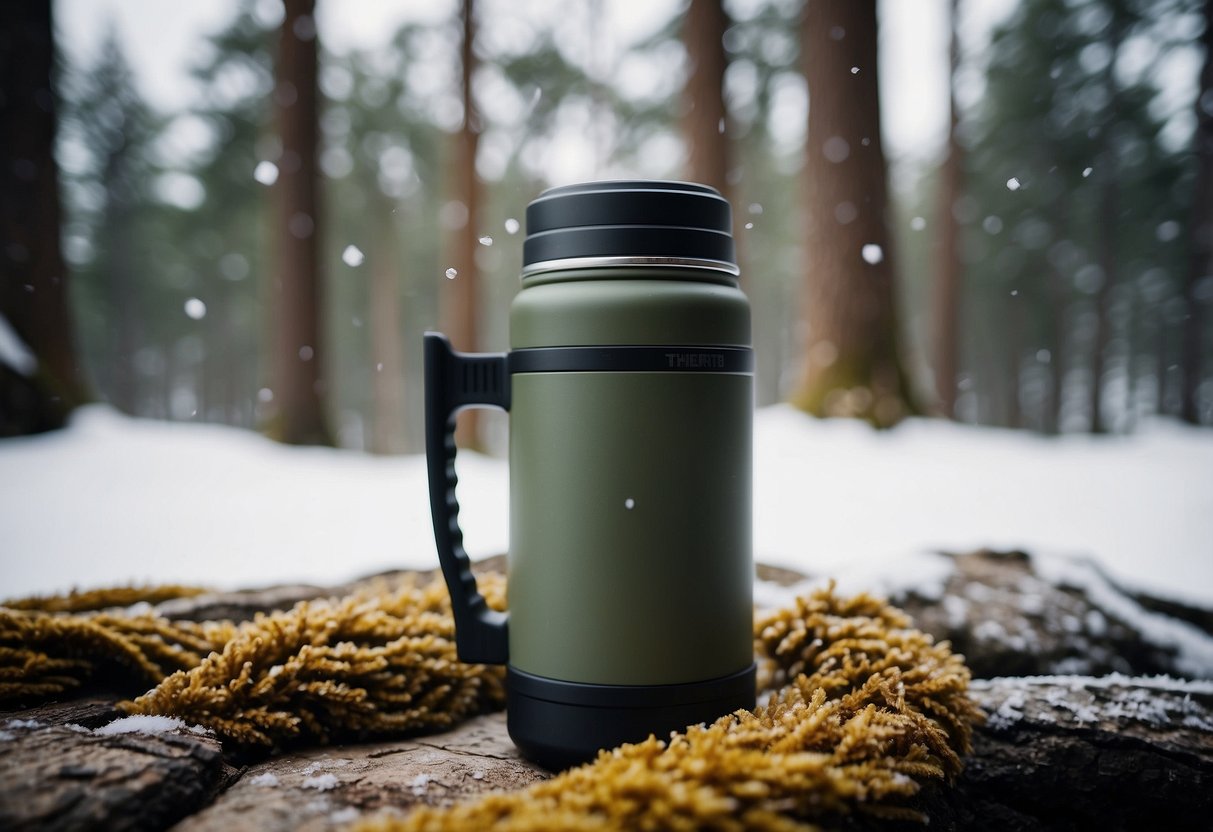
[2,0,1211,453]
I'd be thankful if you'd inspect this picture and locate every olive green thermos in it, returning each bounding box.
[424,180,754,769]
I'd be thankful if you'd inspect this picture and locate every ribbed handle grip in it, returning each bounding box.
[423,332,509,664]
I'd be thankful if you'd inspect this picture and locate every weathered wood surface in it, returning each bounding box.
[0,709,230,831]
[930,676,1213,831]
[176,714,545,832]
[761,548,1213,680]
[2,551,1211,830]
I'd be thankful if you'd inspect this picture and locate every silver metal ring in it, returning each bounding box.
[521,255,741,278]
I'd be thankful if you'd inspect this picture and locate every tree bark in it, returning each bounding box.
[1181,0,1212,425]
[913,676,1213,831]
[682,0,731,199]
[791,0,918,427]
[269,0,332,446]
[0,0,88,436]
[932,0,963,419]
[442,0,483,449]
[0,714,229,832]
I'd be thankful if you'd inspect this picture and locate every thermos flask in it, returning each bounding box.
[424,180,755,769]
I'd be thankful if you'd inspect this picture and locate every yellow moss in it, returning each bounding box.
[1,576,979,828]
[0,604,233,702]
[2,584,210,613]
[355,582,978,832]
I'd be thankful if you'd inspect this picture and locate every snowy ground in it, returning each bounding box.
[1,404,1211,606]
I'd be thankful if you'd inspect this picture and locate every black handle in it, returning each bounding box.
[424,332,510,665]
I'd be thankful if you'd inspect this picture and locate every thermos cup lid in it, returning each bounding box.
[522,180,738,278]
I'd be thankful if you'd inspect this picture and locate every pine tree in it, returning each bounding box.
[791,0,918,427]
[932,0,963,418]
[0,0,88,435]
[965,0,1191,432]
[1182,0,1212,425]
[269,0,333,445]
[442,0,483,449]
[64,29,158,416]
[682,0,731,198]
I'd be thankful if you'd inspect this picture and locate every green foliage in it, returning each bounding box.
[959,0,1196,430]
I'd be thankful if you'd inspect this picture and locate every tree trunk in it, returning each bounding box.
[269,0,332,446]
[369,207,406,455]
[1181,0,1212,425]
[932,0,962,419]
[1090,186,1116,434]
[442,0,483,449]
[1043,262,1069,434]
[1005,296,1023,429]
[101,153,141,416]
[682,0,730,199]
[791,0,918,427]
[0,0,88,436]
[1089,11,1127,435]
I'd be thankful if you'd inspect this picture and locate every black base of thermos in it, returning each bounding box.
[505,663,758,770]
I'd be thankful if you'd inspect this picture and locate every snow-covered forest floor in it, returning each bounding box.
[2,404,1211,607]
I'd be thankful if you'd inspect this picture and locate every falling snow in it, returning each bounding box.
[445,268,458,280]
[341,245,365,267]
[1006,177,1022,191]
[861,244,883,264]
[253,161,279,185]
[184,298,207,320]
[504,218,520,235]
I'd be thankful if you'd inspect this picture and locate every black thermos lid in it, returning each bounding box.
[522,180,738,278]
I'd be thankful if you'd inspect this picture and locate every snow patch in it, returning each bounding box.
[973,674,1213,731]
[984,688,1026,730]
[973,673,1213,695]
[93,715,205,736]
[248,772,280,787]
[754,550,955,612]
[0,313,37,376]
[301,773,339,791]
[329,807,360,823]
[4,718,44,730]
[1033,555,1213,678]
[2,403,1211,608]
[410,773,432,795]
